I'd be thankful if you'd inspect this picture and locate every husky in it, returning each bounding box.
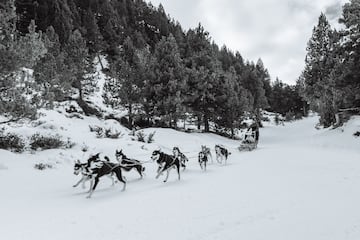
[87,161,126,198]
[201,145,213,163]
[73,156,115,190]
[215,145,231,164]
[198,150,208,171]
[151,150,180,182]
[172,147,189,170]
[73,160,93,189]
[86,153,104,169]
[115,149,145,178]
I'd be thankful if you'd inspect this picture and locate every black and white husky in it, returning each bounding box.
[73,155,115,190]
[86,153,104,169]
[74,153,126,198]
[198,150,208,171]
[201,145,213,163]
[215,145,231,164]
[151,150,180,182]
[73,160,93,189]
[172,147,189,170]
[115,149,145,178]
[87,161,126,198]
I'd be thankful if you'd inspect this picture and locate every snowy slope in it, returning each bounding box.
[0,114,360,240]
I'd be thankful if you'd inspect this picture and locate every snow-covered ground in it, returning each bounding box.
[0,112,360,240]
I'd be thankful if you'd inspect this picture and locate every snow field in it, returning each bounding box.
[0,113,359,240]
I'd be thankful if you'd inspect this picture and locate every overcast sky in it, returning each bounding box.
[145,0,347,85]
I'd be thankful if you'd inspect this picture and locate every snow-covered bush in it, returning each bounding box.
[104,128,122,139]
[0,131,25,152]
[134,130,155,143]
[89,125,123,139]
[34,163,54,170]
[147,131,156,143]
[64,138,76,149]
[136,130,146,142]
[285,111,295,121]
[29,133,65,150]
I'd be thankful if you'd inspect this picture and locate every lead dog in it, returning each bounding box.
[73,160,93,189]
[115,149,145,178]
[151,150,180,182]
[73,155,115,190]
[215,145,231,164]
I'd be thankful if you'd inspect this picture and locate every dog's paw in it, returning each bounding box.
[72,185,76,188]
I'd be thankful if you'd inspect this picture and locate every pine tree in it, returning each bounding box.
[15,0,37,34]
[33,26,71,105]
[104,37,148,128]
[81,8,104,56]
[256,59,271,109]
[338,0,360,108]
[184,23,221,132]
[240,62,267,126]
[34,0,75,44]
[214,67,250,137]
[64,29,100,116]
[148,34,186,128]
[302,13,337,126]
[0,1,46,122]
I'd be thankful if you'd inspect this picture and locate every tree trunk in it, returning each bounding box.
[128,104,133,129]
[231,127,234,139]
[73,82,102,117]
[303,102,308,116]
[255,108,263,127]
[174,115,178,129]
[204,113,209,132]
[197,115,201,130]
[169,114,173,128]
[97,54,105,71]
[76,98,102,117]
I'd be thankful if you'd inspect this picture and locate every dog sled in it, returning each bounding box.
[238,124,259,151]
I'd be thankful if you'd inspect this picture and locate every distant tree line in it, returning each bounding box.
[1,0,306,136]
[300,0,360,127]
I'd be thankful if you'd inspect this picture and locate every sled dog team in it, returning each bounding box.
[73,145,231,198]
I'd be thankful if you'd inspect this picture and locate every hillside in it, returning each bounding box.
[0,110,359,240]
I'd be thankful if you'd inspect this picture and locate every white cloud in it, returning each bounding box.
[146,0,347,84]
